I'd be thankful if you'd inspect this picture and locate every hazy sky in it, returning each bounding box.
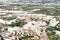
[0,0,59,3]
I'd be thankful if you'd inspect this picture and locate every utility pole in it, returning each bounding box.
[15,31,19,40]
[0,35,4,40]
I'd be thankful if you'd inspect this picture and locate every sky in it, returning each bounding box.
[0,0,54,2]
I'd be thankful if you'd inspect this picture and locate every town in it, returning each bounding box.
[0,0,60,40]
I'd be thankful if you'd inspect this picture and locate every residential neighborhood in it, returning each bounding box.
[0,0,60,40]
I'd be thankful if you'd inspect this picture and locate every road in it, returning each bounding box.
[40,27,49,40]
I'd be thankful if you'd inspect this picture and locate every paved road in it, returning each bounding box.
[40,27,49,40]
[40,32,49,40]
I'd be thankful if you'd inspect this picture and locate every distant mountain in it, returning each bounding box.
[0,0,60,4]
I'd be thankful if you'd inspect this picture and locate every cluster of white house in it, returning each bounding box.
[0,12,54,24]
[0,10,60,40]
[0,17,60,40]
[0,21,46,40]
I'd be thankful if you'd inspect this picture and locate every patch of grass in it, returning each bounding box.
[57,36,60,40]
[47,31,58,40]
[2,16,16,20]
[9,20,27,27]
